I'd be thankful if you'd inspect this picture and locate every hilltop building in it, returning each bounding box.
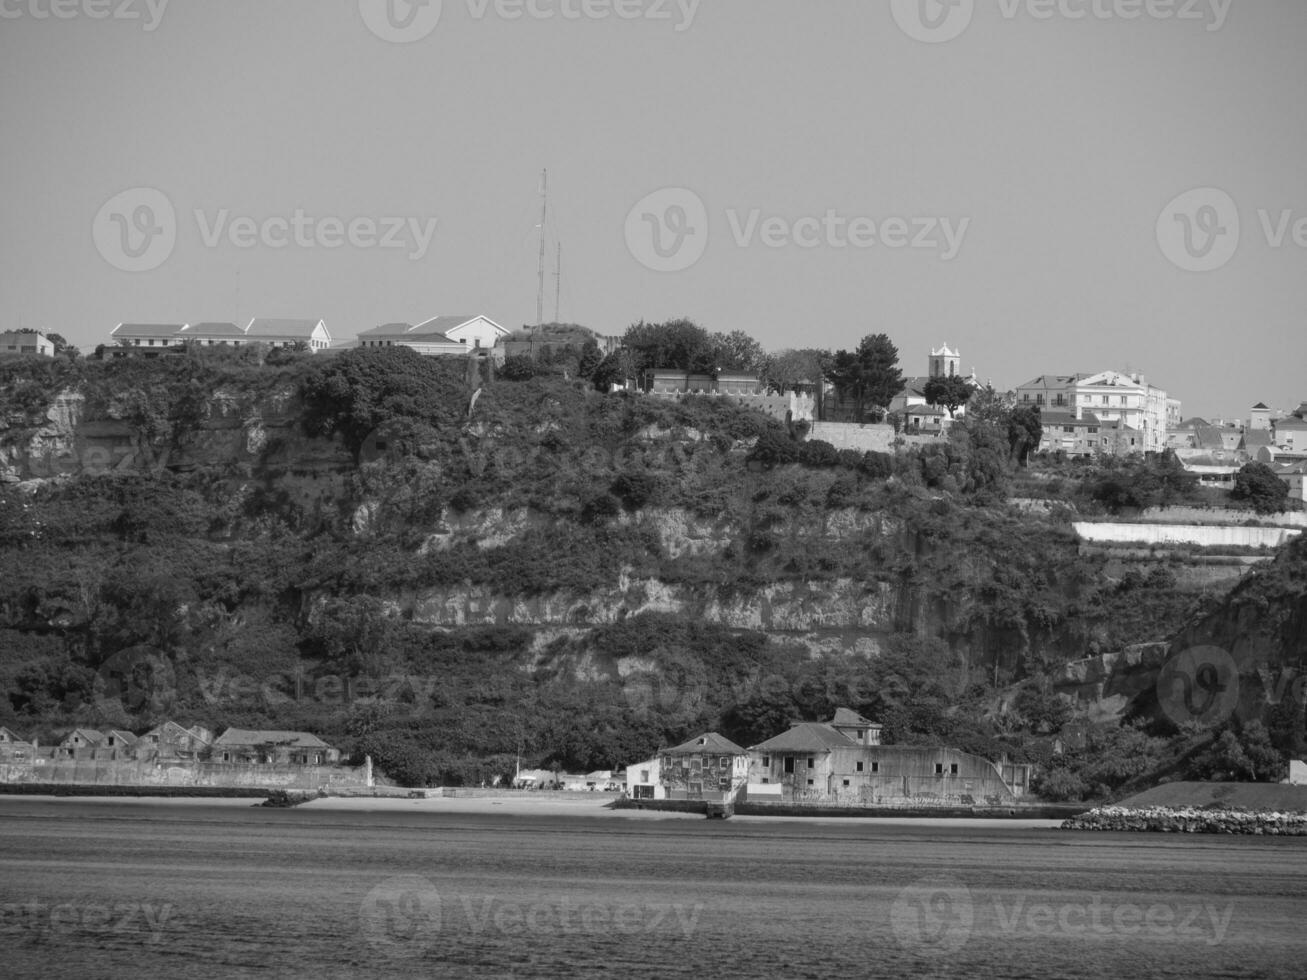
[0,330,55,357]
[356,314,509,356]
[110,319,331,353]
[1018,370,1173,454]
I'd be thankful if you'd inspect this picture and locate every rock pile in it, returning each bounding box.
[1062,804,1307,835]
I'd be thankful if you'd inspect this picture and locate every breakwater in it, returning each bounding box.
[1062,804,1307,835]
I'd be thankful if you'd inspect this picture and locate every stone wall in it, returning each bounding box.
[0,755,373,791]
[806,422,895,453]
[1139,506,1307,528]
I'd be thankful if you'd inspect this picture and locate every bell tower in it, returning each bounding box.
[929,343,960,379]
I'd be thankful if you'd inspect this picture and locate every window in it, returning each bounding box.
[935,763,944,775]
[640,769,649,783]
[950,763,959,775]
[761,777,769,784]
[856,761,864,772]
[872,762,879,773]
[784,758,794,774]
[842,779,850,787]
[719,757,730,771]
[806,779,814,786]
[807,757,815,769]
[762,756,770,767]
[855,729,864,740]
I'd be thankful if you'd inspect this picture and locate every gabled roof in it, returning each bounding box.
[1243,429,1274,449]
[663,731,747,756]
[1252,402,1270,410]
[1276,417,1307,430]
[356,322,416,337]
[0,726,30,742]
[60,728,103,745]
[245,318,326,339]
[112,323,184,338]
[751,722,856,753]
[212,728,332,749]
[829,710,876,729]
[183,321,243,337]
[410,315,482,337]
[103,729,139,744]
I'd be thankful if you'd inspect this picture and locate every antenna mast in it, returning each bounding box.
[536,169,548,327]
[554,244,562,323]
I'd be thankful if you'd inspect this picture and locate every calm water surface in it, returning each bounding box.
[1,798,1305,979]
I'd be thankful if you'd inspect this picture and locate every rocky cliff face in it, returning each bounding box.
[0,386,353,485]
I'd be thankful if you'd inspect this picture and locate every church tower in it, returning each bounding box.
[929,344,960,379]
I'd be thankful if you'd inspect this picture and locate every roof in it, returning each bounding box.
[751,722,856,753]
[245,318,325,339]
[356,322,415,337]
[1243,429,1274,448]
[213,728,333,749]
[61,728,103,744]
[830,708,879,728]
[1276,417,1307,430]
[664,732,747,756]
[1252,402,1270,410]
[410,315,481,337]
[103,729,138,743]
[1040,412,1099,428]
[1017,374,1087,390]
[112,323,184,338]
[183,321,243,337]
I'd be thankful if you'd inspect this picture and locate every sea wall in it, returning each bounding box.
[0,756,373,791]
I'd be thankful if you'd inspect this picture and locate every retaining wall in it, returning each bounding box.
[1074,522,1301,549]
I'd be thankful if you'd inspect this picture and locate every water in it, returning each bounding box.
[1,798,1305,979]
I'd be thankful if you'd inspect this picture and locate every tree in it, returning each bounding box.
[761,348,831,394]
[592,350,634,392]
[1007,406,1043,467]
[1231,462,1289,514]
[923,374,975,418]
[499,355,537,381]
[710,330,766,373]
[622,319,716,378]
[577,339,603,379]
[827,334,903,422]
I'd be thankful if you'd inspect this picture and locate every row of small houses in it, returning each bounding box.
[0,722,339,767]
[624,709,1033,807]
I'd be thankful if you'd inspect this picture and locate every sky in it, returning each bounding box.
[1,0,1304,419]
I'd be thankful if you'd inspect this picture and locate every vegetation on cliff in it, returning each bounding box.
[1,345,1301,793]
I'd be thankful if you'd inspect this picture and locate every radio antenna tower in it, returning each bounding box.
[554,244,562,323]
[535,169,548,328]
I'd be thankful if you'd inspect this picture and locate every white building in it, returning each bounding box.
[355,315,509,356]
[111,319,331,352]
[0,330,55,357]
[1017,370,1173,454]
[623,757,664,800]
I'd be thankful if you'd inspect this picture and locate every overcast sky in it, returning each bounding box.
[1,0,1303,419]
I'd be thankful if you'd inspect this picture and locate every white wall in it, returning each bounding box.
[1075,522,1301,549]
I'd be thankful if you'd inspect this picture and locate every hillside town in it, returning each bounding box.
[6,318,1303,501]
